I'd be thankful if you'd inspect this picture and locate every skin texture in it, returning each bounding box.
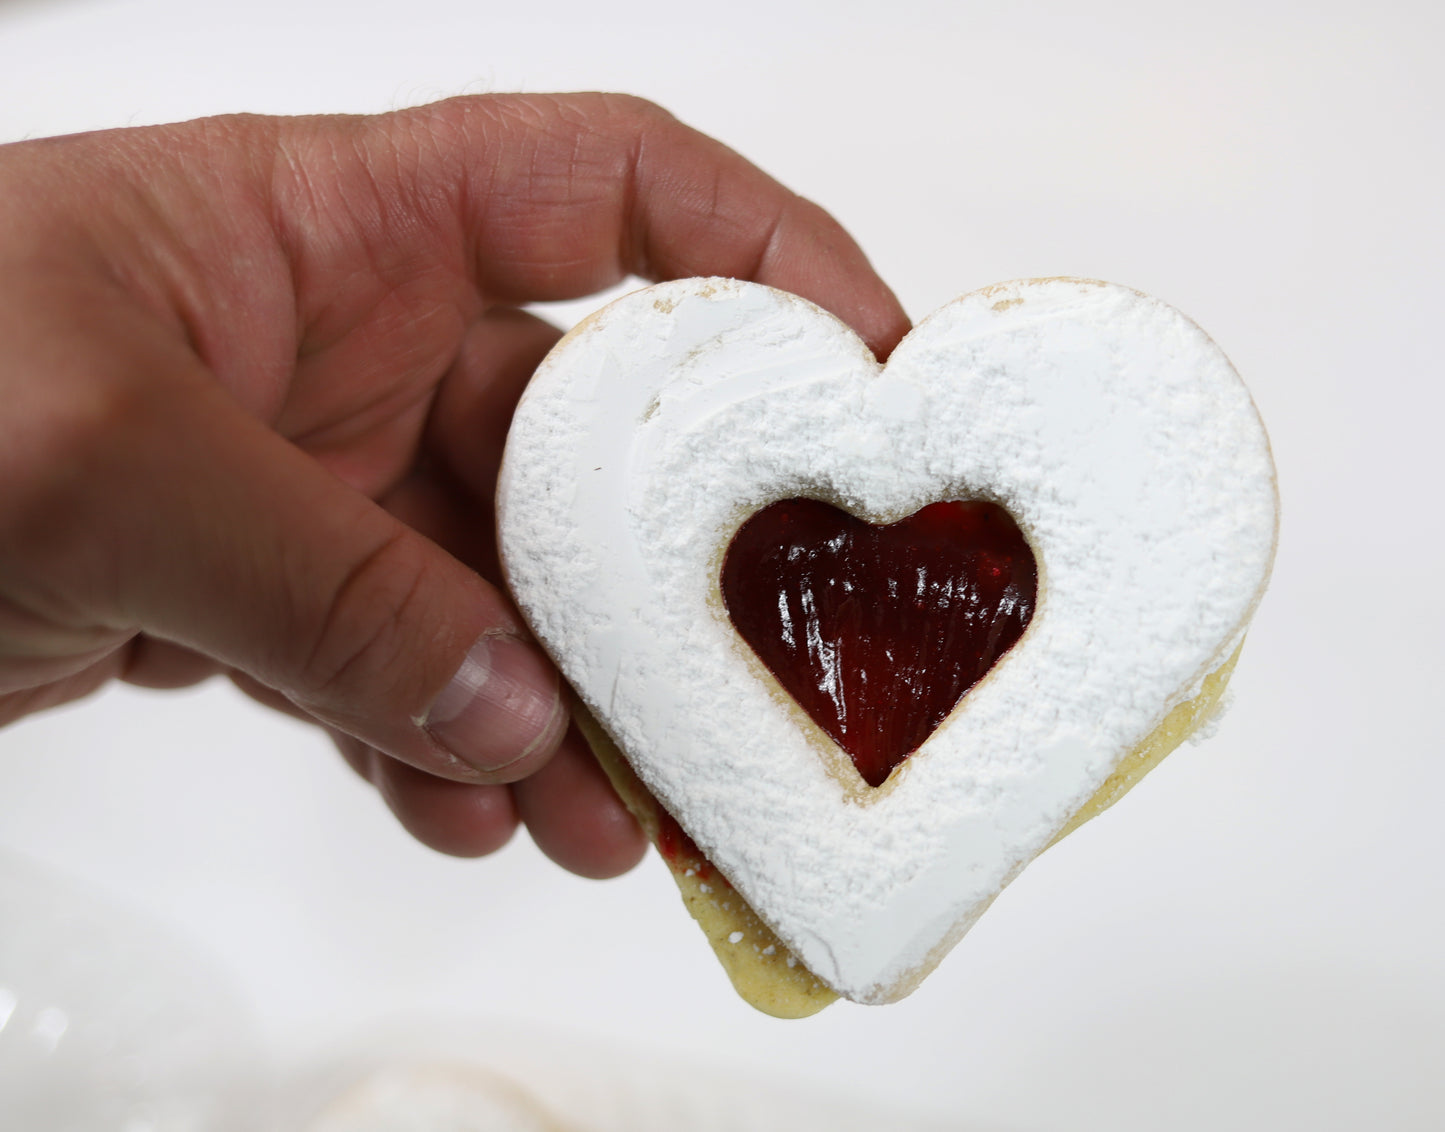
[0,94,910,876]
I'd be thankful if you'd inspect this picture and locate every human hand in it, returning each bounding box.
[0,94,909,875]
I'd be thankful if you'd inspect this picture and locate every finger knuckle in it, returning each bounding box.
[291,530,437,713]
[588,92,674,130]
[0,370,150,531]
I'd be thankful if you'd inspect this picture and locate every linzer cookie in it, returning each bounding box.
[496,277,1278,1015]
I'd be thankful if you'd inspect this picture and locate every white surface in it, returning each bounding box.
[1,0,1442,1128]
[288,1028,963,1132]
[499,277,1275,1001]
[0,852,261,1131]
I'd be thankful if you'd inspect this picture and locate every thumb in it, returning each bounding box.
[28,333,565,783]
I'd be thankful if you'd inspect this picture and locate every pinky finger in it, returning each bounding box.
[371,754,519,858]
[121,636,222,689]
[329,729,380,784]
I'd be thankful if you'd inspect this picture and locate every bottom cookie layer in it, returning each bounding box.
[578,641,1243,1017]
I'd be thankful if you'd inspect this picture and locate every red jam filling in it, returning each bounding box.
[720,498,1037,788]
[654,805,726,885]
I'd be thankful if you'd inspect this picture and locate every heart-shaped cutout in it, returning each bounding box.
[721,498,1037,788]
[497,277,1277,1005]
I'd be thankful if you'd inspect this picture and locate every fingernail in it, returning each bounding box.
[421,632,566,774]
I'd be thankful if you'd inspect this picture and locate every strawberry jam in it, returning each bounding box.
[654,805,726,885]
[720,499,1036,788]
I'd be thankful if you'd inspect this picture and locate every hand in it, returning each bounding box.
[0,94,910,875]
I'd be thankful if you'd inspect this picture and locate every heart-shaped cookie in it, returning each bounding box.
[497,277,1277,1009]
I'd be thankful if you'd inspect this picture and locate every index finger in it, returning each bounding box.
[280,93,912,360]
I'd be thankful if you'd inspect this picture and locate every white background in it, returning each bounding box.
[0,0,1441,1128]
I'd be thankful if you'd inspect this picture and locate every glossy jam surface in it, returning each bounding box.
[720,499,1037,787]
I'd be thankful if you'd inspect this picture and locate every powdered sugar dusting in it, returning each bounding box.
[497,278,1277,1002]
